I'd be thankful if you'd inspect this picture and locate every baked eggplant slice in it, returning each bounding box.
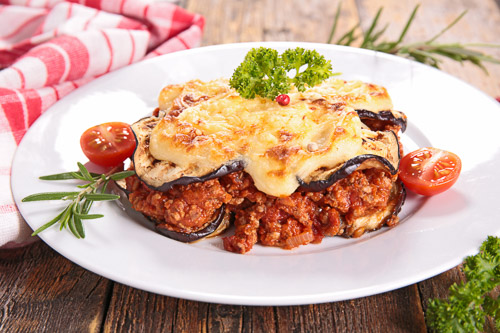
[131,116,246,192]
[111,178,230,243]
[345,179,406,237]
[299,130,401,192]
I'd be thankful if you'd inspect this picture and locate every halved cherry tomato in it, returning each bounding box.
[80,122,136,167]
[398,147,461,196]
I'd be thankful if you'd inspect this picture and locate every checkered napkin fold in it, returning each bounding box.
[0,0,204,248]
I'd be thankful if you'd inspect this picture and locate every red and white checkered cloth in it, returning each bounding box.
[0,0,204,248]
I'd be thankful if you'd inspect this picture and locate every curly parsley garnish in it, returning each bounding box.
[229,47,335,100]
[426,236,500,332]
[22,162,134,238]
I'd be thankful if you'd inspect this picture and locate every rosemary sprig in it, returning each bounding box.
[328,4,500,72]
[22,162,135,238]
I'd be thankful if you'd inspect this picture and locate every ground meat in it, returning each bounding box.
[320,168,393,224]
[222,206,262,254]
[221,169,395,253]
[219,171,267,206]
[126,168,397,254]
[126,176,231,233]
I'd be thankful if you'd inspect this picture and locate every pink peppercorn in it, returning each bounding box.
[276,94,290,106]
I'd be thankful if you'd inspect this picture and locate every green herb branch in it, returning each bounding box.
[229,47,336,100]
[426,236,500,332]
[22,162,135,238]
[328,4,500,72]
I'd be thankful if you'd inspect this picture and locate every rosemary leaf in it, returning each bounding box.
[327,2,342,44]
[81,199,93,214]
[360,7,383,48]
[39,171,100,180]
[74,216,85,238]
[31,210,65,236]
[68,214,81,239]
[22,192,80,202]
[394,4,419,46]
[74,203,86,238]
[70,171,88,181]
[101,180,109,194]
[68,204,83,238]
[59,203,74,231]
[77,162,94,182]
[74,212,104,219]
[110,170,136,181]
[77,183,93,189]
[83,193,119,201]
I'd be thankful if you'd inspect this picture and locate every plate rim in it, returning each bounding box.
[11,41,500,305]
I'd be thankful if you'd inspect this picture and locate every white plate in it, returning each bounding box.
[11,42,500,305]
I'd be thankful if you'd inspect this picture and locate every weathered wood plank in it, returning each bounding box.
[274,286,425,333]
[274,303,335,333]
[207,303,244,332]
[329,285,426,333]
[185,0,264,44]
[240,306,277,333]
[103,290,280,333]
[99,273,427,332]
[185,0,361,46]
[102,284,177,332]
[173,298,210,332]
[0,241,111,333]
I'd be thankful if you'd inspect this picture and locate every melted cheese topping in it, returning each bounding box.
[305,78,393,111]
[148,78,394,197]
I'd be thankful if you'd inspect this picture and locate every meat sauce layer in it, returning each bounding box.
[126,169,398,254]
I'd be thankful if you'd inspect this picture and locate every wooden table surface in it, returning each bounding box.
[1,1,499,332]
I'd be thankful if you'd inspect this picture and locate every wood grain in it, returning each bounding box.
[0,241,111,333]
[102,286,427,333]
[185,0,361,46]
[102,284,178,332]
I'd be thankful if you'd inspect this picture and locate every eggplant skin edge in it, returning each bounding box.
[297,153,399,192]
[154,205,229,243]
[150,160,245,192]
[393,181,406,218]
[356,109,407,132]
